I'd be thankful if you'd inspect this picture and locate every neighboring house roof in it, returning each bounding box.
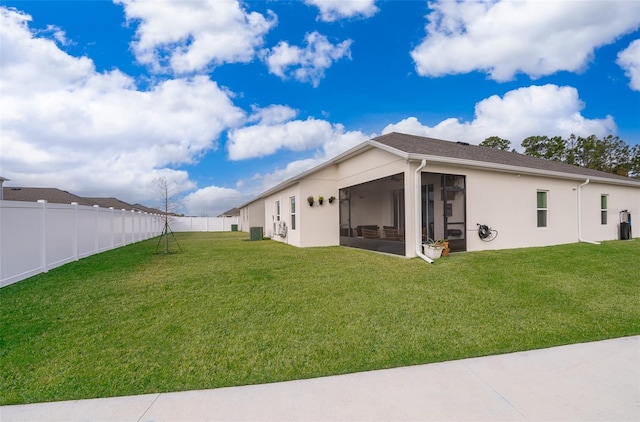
[238,132,640,208]
[372,132,639,185]
[2,187,94,206]
[132,203,164,214]
[218,207,240,217]
[84,197,138,210]
[2,186,163,214]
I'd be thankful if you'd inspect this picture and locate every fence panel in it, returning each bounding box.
[45,203,76,269]
[0,201,44,285]
[0,200,163,288]
[171,216,239,232]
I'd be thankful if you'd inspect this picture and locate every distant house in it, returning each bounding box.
[239,132,639,260]
[218,207,240,218]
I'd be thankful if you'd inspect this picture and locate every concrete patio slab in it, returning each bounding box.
[2,335,638,421]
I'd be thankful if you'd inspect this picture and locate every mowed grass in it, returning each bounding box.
[1,232,639,405]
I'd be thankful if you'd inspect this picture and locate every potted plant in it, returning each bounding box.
[318,195,324,205]
[307,196,314,206]
[423,238,443,259]
[328,196,336,204]
[436,239,450,257]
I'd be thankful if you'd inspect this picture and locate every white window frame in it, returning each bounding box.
[290,197,296,230]
[600,194,608,225]
[537,190,548,228]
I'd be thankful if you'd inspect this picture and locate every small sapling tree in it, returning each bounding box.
[153,176,182,254]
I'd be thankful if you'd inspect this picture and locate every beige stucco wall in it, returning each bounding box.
[239,200,265,233]
[299,165,340,247]
[465,169,581,251]
[432,163,640,251]
[578,182,639,241]
[261,164,340,248]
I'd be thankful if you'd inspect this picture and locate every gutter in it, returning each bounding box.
[577,179,601,245]
[414,159,433,263]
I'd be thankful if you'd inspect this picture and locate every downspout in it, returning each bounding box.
[577,179,601,245]
[415,159,433,263]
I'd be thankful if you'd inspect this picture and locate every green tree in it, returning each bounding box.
[572,135,630,175]
[629,144,640,178]
[522,135,566,161]
[479,136,511,150]
[524,134,635,177]
[522,135,550,158]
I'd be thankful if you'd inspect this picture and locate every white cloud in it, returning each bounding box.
[617,39,640,91]
[262,31,352,87]
[248,104,298,125]
[304,0,378,22]
[0,7,244,205]
[183,185,243,217]
[231,120,370,195]
[188,143,362,215]
[227,113,368,161]
[116,0,276,74]
[382,85,616,147]
[247,158,324,196]
[411,0,640,81]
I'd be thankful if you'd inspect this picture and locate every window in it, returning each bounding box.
[290,197,296,230]
[537,191,548,228]
[601,195,608,225]
[276,200,280,221]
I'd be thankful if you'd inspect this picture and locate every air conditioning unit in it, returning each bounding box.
[249,227,263,241]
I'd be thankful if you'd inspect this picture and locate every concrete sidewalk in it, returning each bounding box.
[2,336,638,421]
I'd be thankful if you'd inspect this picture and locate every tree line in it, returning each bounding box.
[479,135,640,178]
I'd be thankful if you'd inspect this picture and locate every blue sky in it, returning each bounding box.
[1,0,639,216]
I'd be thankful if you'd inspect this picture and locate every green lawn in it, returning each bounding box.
[1,232,639,405]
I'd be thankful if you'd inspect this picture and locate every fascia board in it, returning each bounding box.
[408,153,640,187]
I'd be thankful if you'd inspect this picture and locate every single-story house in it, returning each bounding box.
[238,132,639,261]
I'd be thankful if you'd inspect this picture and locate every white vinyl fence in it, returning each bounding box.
[171,216,239,232]
[0,201,242,288]
[0,200,164,288]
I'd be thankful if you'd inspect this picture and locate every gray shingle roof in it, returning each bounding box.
[2,187,94,206]
[84,197,137,210]
[2,187,161,212]
[372,132,637,183]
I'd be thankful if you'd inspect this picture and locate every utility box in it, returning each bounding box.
[620,210,631,240]
[231,224,238,232]
[249,227,263,241]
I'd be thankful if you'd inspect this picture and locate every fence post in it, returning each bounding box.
[132,210,137,243]
[121,209,126,245]
[109,207,115,249]
[71,202,79,261]
[37,200,48,272]
[93,205,100,253]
